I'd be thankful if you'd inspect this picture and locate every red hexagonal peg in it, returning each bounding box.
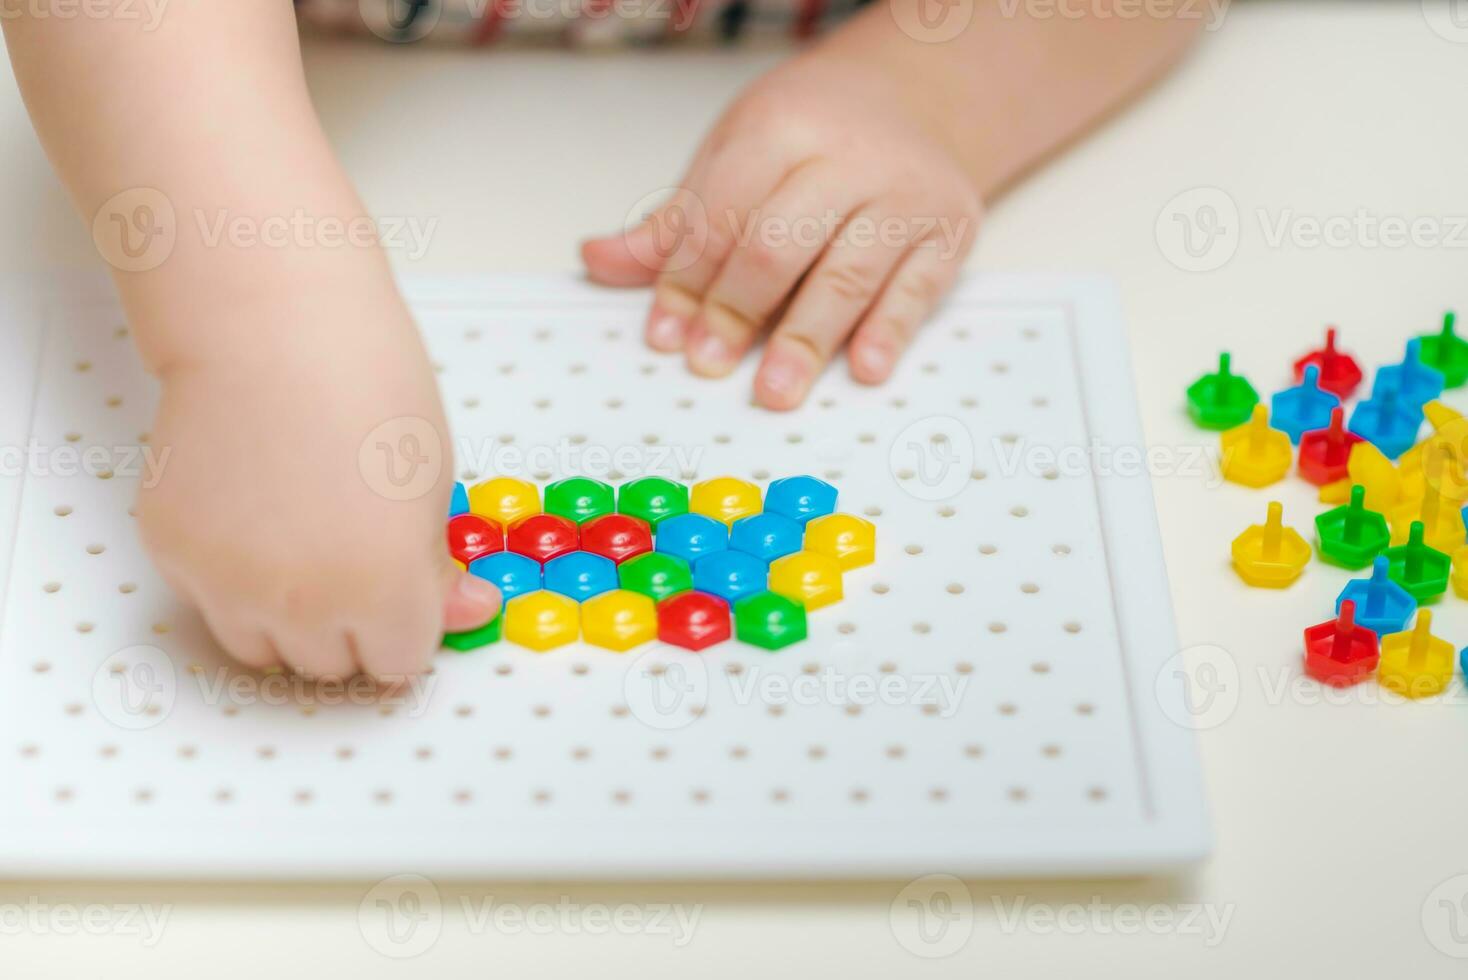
[581,514,653,564]
[657,591,731,651]
[1302,599,1379,687]
[506,513,579,564]
[1293,326,1363,399]
[447,514,503,564]
[1298,406,1362,486]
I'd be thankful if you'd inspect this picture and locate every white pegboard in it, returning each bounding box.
[0,274,1207,879]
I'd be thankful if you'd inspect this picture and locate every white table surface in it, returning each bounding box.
[3,1,1468,976]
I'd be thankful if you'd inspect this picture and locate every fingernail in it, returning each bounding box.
[760,355,807,401]
[646,311,686,350]
[456,573,499,606]
[691,332,733,370]
[856,344,891,380]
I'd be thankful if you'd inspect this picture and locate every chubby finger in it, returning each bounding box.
[580,227,663,288]
[200,608,283,672]
[274,626,358,682]
[848,241,967,385]
[442,565,501,633]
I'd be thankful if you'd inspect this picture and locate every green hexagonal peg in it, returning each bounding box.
[618,551,693,601]
[1315,484,1391,569]
[617,477,689,530]
[733,592,807,650]
[1384,520,1450,602]
[1186,352,1259,430]
[543,477,615,525]
[1414,312,1468,389]
[442,615,501,652]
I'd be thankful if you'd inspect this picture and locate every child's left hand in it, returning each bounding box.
[582,52,981,410]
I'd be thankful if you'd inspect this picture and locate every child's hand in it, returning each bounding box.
[583,55,981,410]
[137,293,500,680]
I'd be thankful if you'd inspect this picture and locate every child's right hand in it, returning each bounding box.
[136,296,500,681]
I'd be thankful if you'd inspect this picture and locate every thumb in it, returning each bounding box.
[581,221,663,287]
[441,563,502,633]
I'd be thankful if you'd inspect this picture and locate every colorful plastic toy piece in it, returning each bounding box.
[1221,405,1293,488]
[506,513,580,564]
[1230,501,1310,588]
[803,513,876,570]
[581,589,658,651]
[618,551,693,601]
[543,477,615,525]
[1317,442,1403,511]
[1452,546,1468,599]
[446,513,504,564]
[689,477,763,527]
[579,513,653,564]
[1348,382,1422,459]
[616,476,689,530]
[1380,341,1445,408]
[1378,610,1455,699]
[467,551,542,600]
[1293,326,1362,399]
[467,476,540,527]
[1270,365,1339,444]
[1186,352,1259,430]
[769,551,844,610]
[655,513,729,564]
[442,614,501,652]
[1412,311,1468,388]
[1314,485,1390,569]
[657,591,731,651]
[1398,400,1467,476]
[763,475,838,526]
[543,551,618,602]
[733,592,808,650]
[1383,521,1450,602]
[450,481,470,517]
[692,550,768,604]
[1297,407,1362,486]
[729,512,805,562]
[1390,478,1466,552]
[1336,556,1415,637]
[504,591,579,652]
[1302,600,1379,687]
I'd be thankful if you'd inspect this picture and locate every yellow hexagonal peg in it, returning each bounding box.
[468,476,541,527]
[689,477,763,527]
[503,591,579,652]
[1220,404,1292,488]
[1317,442,1403,511]
[1398,400,1465,475]
[1378,610,1455,699]
[1389,479,1467,553]
[1230,501,1310,588]
[769,551,844,610]
[581,589,657,651]
[804,513,876,570]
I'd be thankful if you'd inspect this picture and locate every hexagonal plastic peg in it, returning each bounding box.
[543,551,619,602]
[467,551,542,600]
[618,551,693,601]
[655,513,729,564]
[1348,381,1423,460]
[763,476,838,525]
[803,513,876,570]
[692,550,768,604]
[729,512,805,562]
[1303,600,1379,687]
[1390,476,1466,553]
[1293,326,1363,399]
[467,476,541,527]
[580,513,653,564]
[1336,556,1415,637]
[442,614,501,652]
[1298,407,1362,486]
[1380,340,1445,408]
[447,513,504,564]
[1378,609,1455,699]
[1383,521,1450,602]
[1270,365,1339,444]
[733,592,808,650]
[1316,441,1402,511]
[1412,311,1468,388]
[689,476,763,527]
[1230,501,1309,588]
[1314,485,1390,569]
[543,477,615,525]
[657,591,731,651]
[450,481,470,517]
[506,513,580,564]
[504,592,579,651]
[1221,405,1293,488]
[769,551,844,610]
[581,589,658,651]
[1186,351,1259,430]
[616,477,689,529]
[1398,400,1466,475]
